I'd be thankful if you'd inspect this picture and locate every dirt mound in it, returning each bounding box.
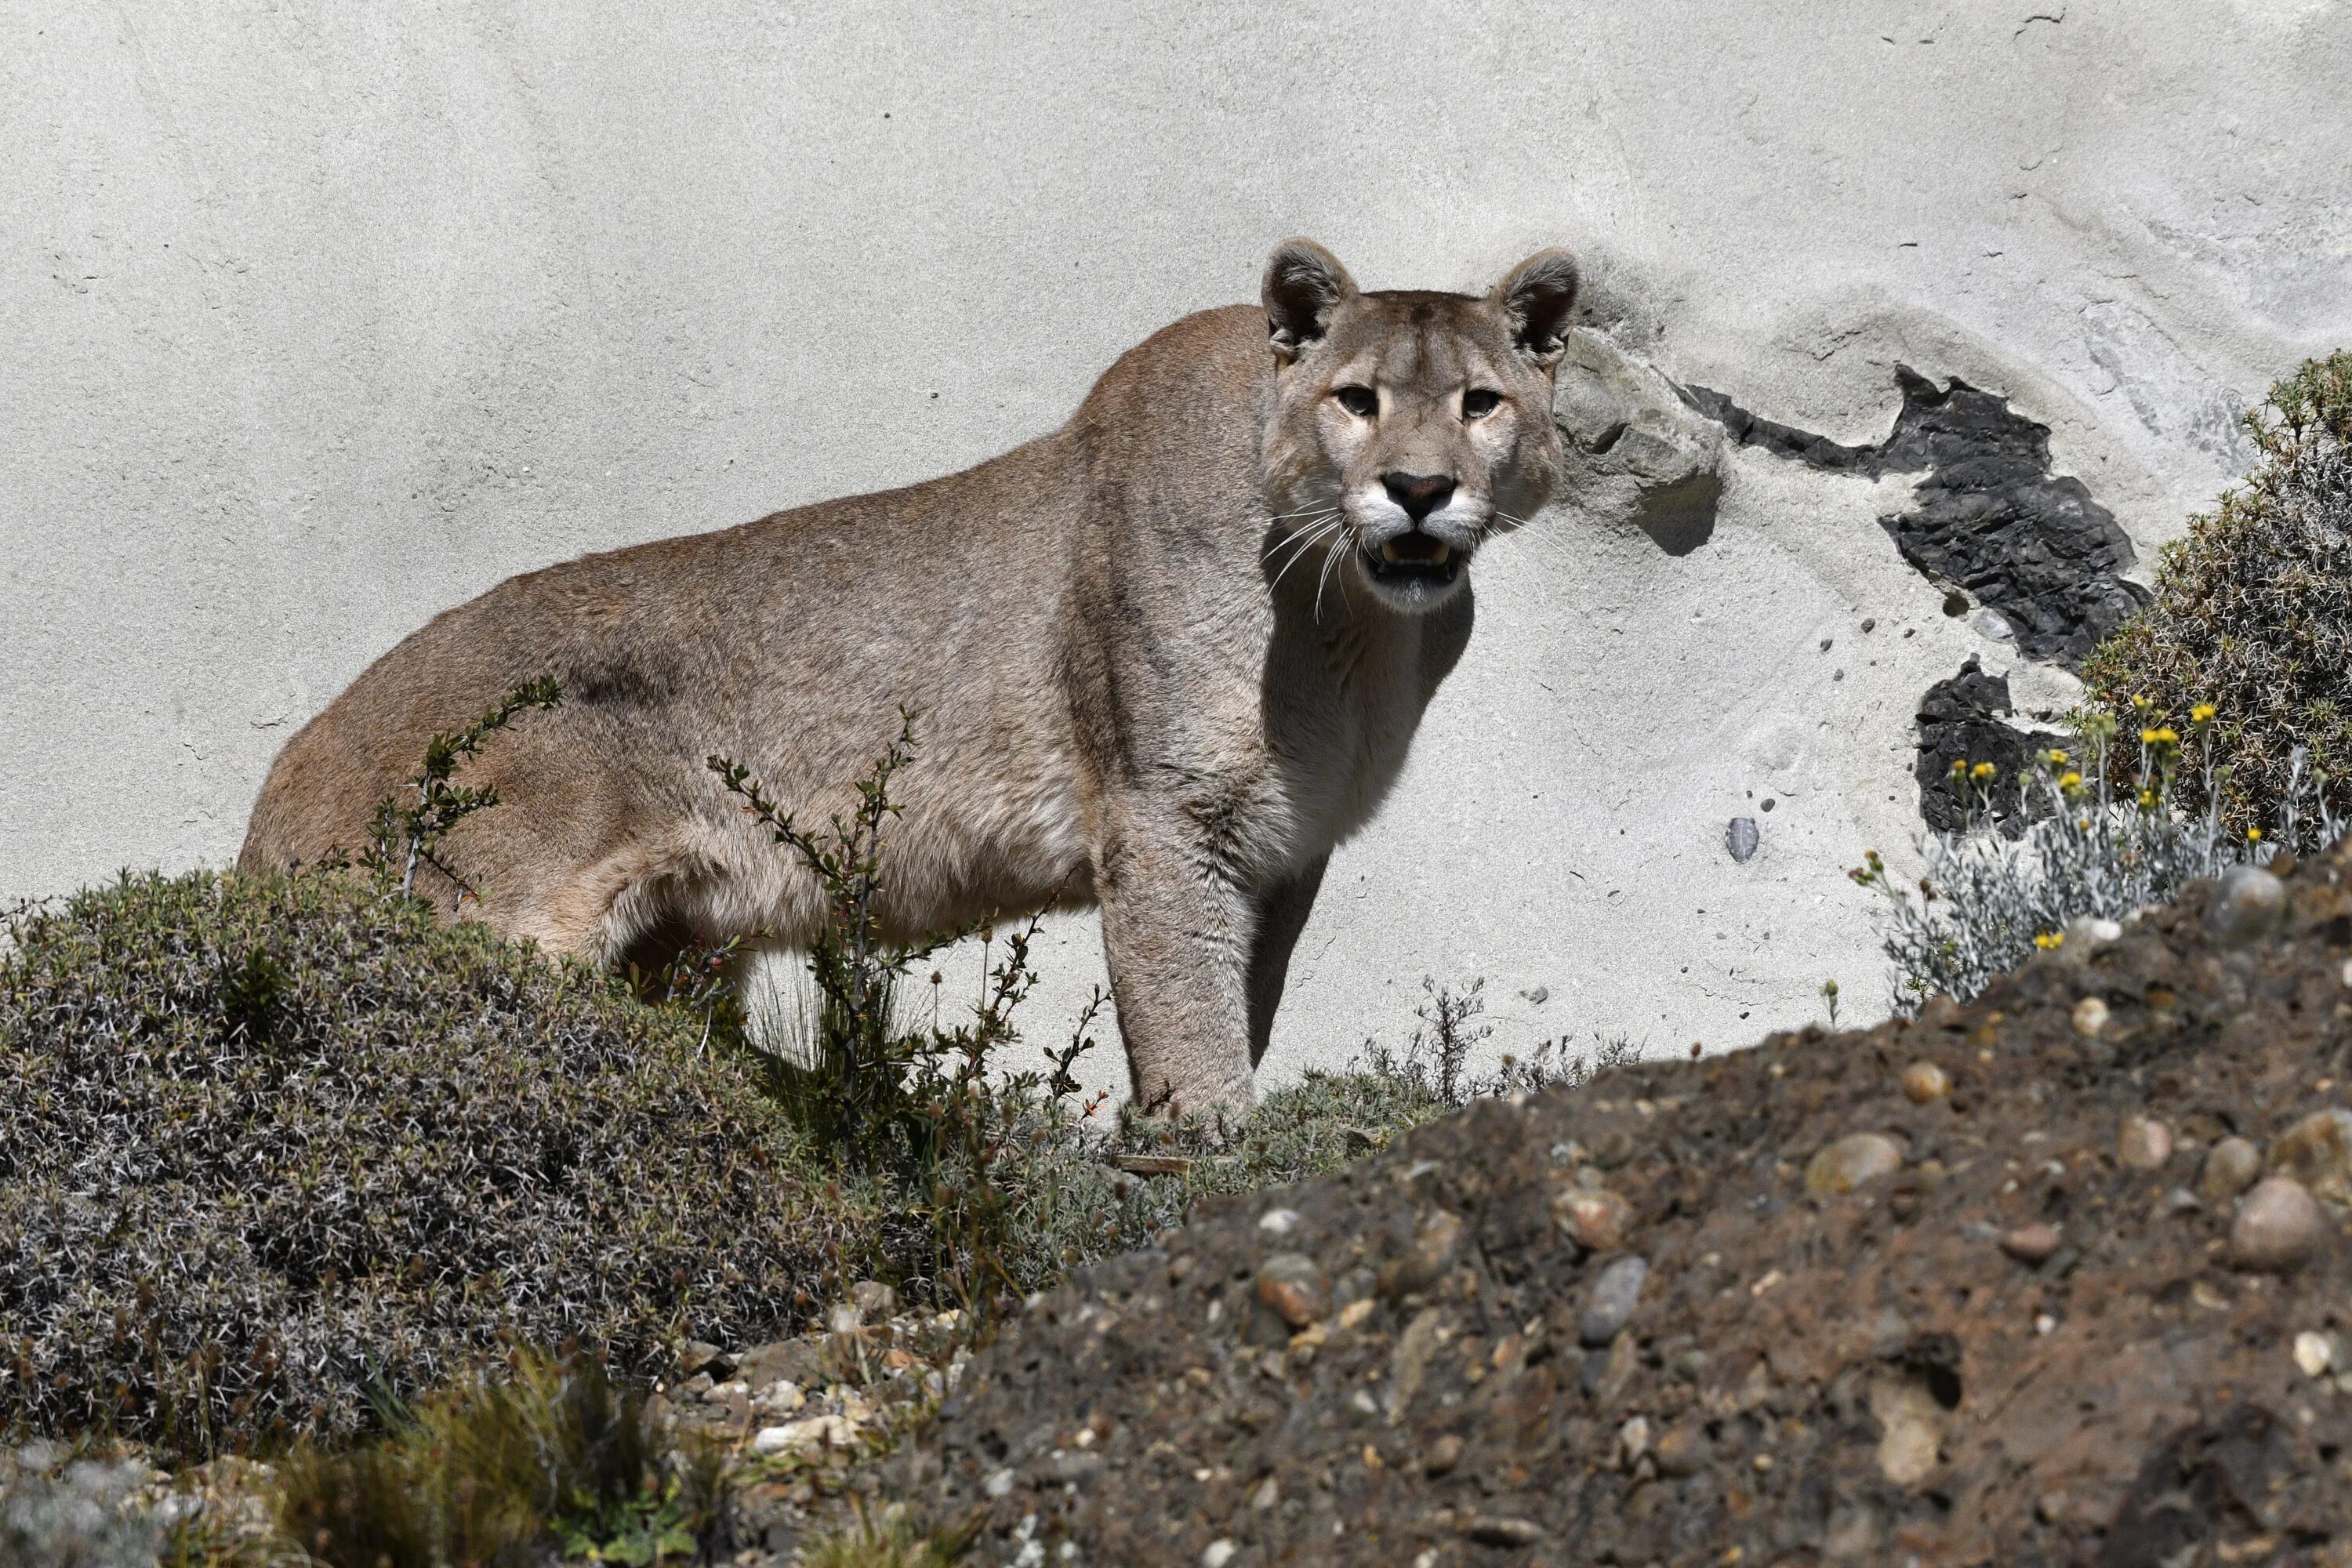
[889,848,2352,1565]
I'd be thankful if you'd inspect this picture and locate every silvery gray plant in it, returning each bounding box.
[1853,708,2341,1011]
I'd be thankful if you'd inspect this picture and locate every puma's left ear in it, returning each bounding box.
[1492,249,1581,371]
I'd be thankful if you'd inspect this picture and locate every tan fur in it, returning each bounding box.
[239,241,1581,1113]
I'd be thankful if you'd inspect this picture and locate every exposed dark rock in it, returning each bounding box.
[1682,368,2147,667]
[1913,656,2069,832]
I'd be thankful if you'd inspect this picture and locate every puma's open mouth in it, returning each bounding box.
[1361,531,1465,587]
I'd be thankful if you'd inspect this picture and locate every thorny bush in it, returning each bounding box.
[2084,351,2352,832]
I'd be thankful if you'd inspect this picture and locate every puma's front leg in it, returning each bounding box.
[1247,855,1327,1068]
[1095,825,1257,1118]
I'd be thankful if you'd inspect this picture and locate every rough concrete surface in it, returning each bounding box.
[4,3,2349,1097]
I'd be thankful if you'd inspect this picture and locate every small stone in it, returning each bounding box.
[2296,1330,2337,1378]
[1552,1185,1634,1252]
[1579,1255,1650,1346]
[2118,1116,2173,1171]
[677,1340,728,1379]
[1653,1421,1706,1478]
[1458,1516,1545,1548]
[1806,1133,1904,1196]
[848,1279,898,1322]
[1999,1222,2062,1264]
[1900,1062,1951,1104]
[1726,816,1760,862]
[2064,915,2123,949]
[1203,1540,1240,1568]
[1616,1414,1652,1469]
[1255,1253,1329,1329]
[752,1415,854,1456]
[985,1467,1016,1498]
[2037,1492,2070,1526]
[2231,1177,2325,1272]
[2269,1108,2352,1207]
[1381,1209,1465,1297]
[2071,996,2110,1038]
[2201,1137,2264,1201]
[1421,1433,1465,1476]
[1257,1207,1301,1236]
[2205,862,2288,943]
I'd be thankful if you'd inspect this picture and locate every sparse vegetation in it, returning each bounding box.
[1854,709,2339,1008]
[274,1348,723,1568]
[2083,351,2352,833]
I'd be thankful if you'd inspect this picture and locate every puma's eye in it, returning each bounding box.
[1462,389,1503,419]
[1333,386,1378,419]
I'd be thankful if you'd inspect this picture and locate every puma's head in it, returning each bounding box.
[1258,239,1579,613]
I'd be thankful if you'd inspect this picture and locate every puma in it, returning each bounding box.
[240,240,1581,1112]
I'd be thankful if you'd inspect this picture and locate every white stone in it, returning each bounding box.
[1256,1208,1301,1236]
[1202,1541,1240,1568]
[2296,1331,2336,1378]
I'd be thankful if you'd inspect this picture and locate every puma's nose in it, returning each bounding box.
[1381,472,1456,523]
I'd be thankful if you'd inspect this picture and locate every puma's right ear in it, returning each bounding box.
[1262,238,1357,363]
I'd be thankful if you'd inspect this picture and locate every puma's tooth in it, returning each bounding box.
[1380,541,1401,564]
[1430,542,1451,564]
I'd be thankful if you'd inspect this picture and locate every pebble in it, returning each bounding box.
[2071,996,2110,1038]
[1254,1253,1329,1328]
[2201,1136,2264,1201]
[1420,1433,1465,1476]
[1257,1207,1301,1236]
[1616,1415,1652,1470]
[1579,1255,1650,1346]
[1552,1186,1634,1252]
[1726,816,1760,862]
[1999,1222,2062,1264]
[1653,1421,1706,1478]
[2065,915,2124,949]
[2118,1116,2173,1171]
[1203,1540,1240,1568]
[2268,1108,2352,1207]
[848,1279,897,1321]
[751,1414,855,1455]
[1806,1133,1904,1196]
[1900,1062,1952,1104]
[2230,1177,2325,1272]
[2296,1331,2338,1378]
[1458,1516,1545,1548]
[2205,862,2288,942]
[1382,1209,1465,1297]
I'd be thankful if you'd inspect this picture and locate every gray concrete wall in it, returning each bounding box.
[5,1,2349,1093]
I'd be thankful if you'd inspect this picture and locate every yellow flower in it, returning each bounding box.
[2249,827,2264,843]
[1970,761,1996,782]
[2043,748,2070,767]
[2151,727,2178,746]
[2139,789,2158,810]
[2034,931,2065,950]
[2133,695,2153,713]
[1949,757,1969,776]
[2059,771,2083,790]
[2190,703,2216,724]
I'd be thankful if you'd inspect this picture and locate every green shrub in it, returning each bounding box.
[0,870,884,1457]
[2084,350,2352,830]
[274,1348,722,1568]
